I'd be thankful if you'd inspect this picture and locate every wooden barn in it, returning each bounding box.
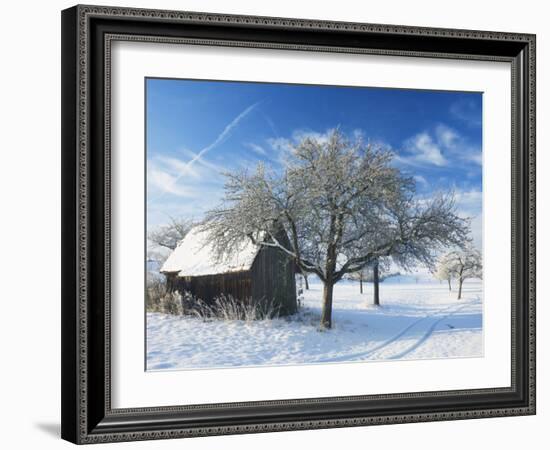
[160,226,297,316]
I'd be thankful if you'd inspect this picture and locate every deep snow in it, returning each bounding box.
[160,226,259,276]
[146,278,482,371]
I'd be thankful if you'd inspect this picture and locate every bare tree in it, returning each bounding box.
[298,269,310,290]
[203,129,470,329]
[348,257,391,304]
[147,248,168,266]
[442,247,482,299]
[148,217,194,251]
[372,258,381,306]
[370,257,395,305]
[348,268,368,294]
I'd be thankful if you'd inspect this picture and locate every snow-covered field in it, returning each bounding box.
[146,278,482,371]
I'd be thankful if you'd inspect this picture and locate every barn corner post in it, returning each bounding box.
[259,226,298,317]
[283,252,299,315]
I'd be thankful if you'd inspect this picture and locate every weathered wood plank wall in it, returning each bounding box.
[168,271,252,304]
[163,227,297,316]
[251,246,297,315]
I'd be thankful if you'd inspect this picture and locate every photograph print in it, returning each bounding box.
[145,78,483,371]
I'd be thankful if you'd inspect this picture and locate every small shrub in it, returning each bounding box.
[160,291,184,315]
[187,293,281,321]
[146,275,167,312]
[152,287,287,321]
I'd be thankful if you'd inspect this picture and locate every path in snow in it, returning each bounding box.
[315,300,476,363]
[146,279,483,371]
[378,300,476,360]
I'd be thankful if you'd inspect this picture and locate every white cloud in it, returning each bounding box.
[148,167,194,197]
[465,152,483,166]
[263,127,389,168]
[147,195,221,228]
[413,175,428,187]
[148,149,226,201]
[245,142,267,156]
[468,214,483,249]
[265,128,342,167]
[436,124,482,166]
[404,132,447,166]
[399,124,482,169]
[154,155,200,179]
[264,130,327,168]
[454,188,483,214]
[292,129,333,144]
[181,149,225,173]
[153,102,259,198]
[266,136,294,166]
[453,188,483,248]
[267,137,292,151]
[416,188,483,251]
[435,124,459,148]
[450,99,482,127]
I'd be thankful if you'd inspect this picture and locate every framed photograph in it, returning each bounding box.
[61,5,536,444]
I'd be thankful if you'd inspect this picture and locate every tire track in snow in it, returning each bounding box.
[317,301,473,363]
[385,301,475,360]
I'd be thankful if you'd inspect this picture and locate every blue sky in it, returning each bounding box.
[146,78,483,246]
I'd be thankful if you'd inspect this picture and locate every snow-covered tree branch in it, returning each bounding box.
[148,217,194,251]
[435,252,455,291]
[437,247,482,299]
[202,129,470,329]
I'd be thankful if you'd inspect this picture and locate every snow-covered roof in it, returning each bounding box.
[160,226,260,277]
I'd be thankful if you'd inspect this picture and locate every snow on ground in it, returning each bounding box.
[146,278,482,371]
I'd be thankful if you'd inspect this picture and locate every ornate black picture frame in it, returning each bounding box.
[61,4,536,444]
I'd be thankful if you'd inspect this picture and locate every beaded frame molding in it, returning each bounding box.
[61,4,536,444]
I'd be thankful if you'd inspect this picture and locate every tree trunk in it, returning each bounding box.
[320,235,337,329]
[320,280,334,329]
[373,259,380,306]
[457,267,464,299]
[304,274,309,290]
[447,277,452,291]
[359,276,363,294]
